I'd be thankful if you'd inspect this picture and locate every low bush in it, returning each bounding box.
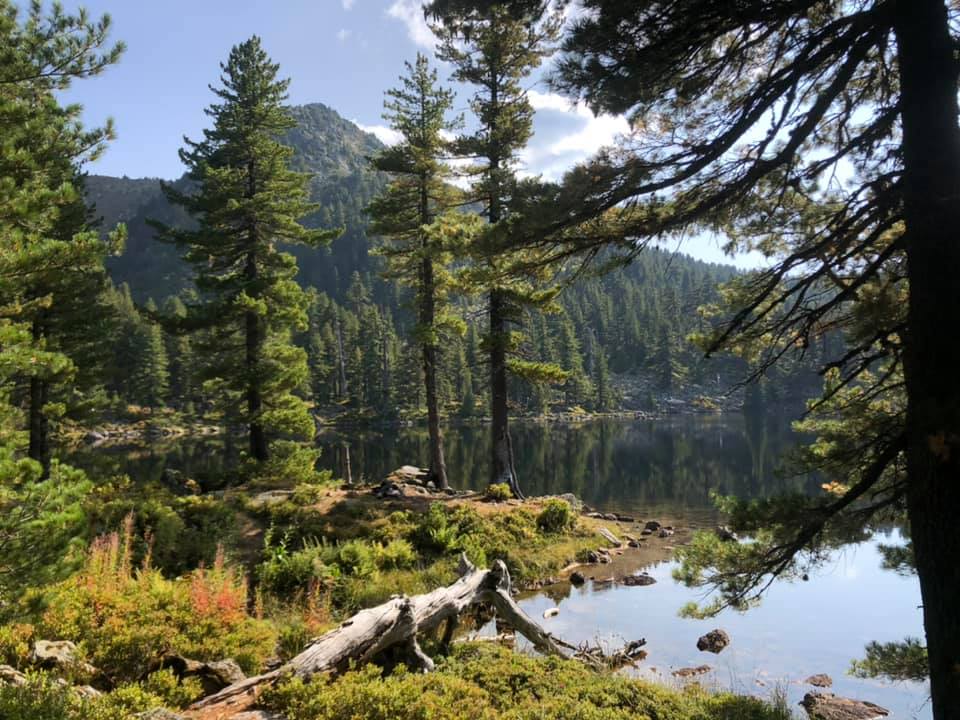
[262,643,793,720]
[24,519,277,682]
[536,499,575,534]
[484,483,512,502]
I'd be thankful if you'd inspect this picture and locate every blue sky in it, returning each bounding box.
[53,0,761,267]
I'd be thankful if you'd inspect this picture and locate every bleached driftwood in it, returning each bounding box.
[191,555,569,711]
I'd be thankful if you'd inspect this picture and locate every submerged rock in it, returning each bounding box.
[696,629,730,654]
[569,571,586,586]
[805,673,833,688]
[800,692,889,720]
[644,520,662,532]
[619,573,656,586]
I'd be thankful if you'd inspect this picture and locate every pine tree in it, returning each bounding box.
[430,1,562,498]
[162,296,195,410]
[129,299,169,408]
[369,56,463,488]
[154,37,339,465]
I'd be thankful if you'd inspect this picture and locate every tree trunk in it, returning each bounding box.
[335,314,348,400]
[28,376,49,477]
[245,247,268,462]
[189,556,567,712]
[895,2,960,717]
[422,255,449,490]
[489,289,521,498]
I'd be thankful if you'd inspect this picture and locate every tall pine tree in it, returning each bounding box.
[430,1,561,498]
[155,37,339,464]
[369,54,463,489]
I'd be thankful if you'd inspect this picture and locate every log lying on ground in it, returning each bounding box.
[191,555,570,711]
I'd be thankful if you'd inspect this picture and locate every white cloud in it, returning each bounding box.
[355,122,403,146]
[342,0,355,9]
[387,0,435,48]
[336,28,352,42]
[523,90,631,180]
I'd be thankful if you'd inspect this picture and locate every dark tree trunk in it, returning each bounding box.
[28,376,50,477]
[895,2,960,717]
[489,289,521,498]
[420,166,449,489]
[28,317,50,477]
[245,247,268,462]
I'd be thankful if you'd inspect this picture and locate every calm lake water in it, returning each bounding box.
[69,414,930,717]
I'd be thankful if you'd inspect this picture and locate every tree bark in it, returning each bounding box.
[422,253,448,490]
[189,556,566,712]
[489,289,521,498]
[895,2,960,717]
[28,376,49,477]
[245,248,268,462]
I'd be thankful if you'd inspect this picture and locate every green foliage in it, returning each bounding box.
[374,538,418,571]
[485,483,513,502]
[26,523,276,681]
[154,36,339,465]
[0,459,91,611]
[258,531,339,597]
[263,642,791,720]
[850,638,929,683]
[536,499,575,534]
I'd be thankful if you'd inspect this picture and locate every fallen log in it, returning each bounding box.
[191,555,570,711]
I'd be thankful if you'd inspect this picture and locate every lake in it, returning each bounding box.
[68,413,930,717]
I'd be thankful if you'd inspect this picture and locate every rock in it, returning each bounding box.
[75,685,102,699]
[602,512,619,521]
[800,692,889,720]
[569,571,586,586]
[543,608,560,619]
[640,529,653,536]
[84,430,106,444]
[586,550,601,563]
[614,514,635,523]
[696,629,730,654]
[658,528,675,538]
[597,527,622,547]
[715,525,738,542]
[627,540,641,548]
[156,655,245,696]
[250,490,294,507]
[672,665,711,678]
[597,549,611,563]
[136,711,186,720]
[386,465,429,485]
[805,673,833,688]
[620,573,656,586]
[233,713,285,720]
[0,665,27,686]
[586,512,605,519]
[29,639,98,677]
[644,520,662,532]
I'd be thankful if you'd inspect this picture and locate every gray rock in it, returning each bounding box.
[658,528,675,538]
[250,490,294,507]
[805,673,833,688]
[602,513,619,521]
[696,628,730,654]
[569,571,586,586]
[233,712,286,720]
[800,692,889,720]
[31,639,80,667]
[620,573,656,586]
[644,520,662,532]
[136,711,187,720]
[0,665,27,686]
[614,514,635,523]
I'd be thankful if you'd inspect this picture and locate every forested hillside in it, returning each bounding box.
[88,102,815,417]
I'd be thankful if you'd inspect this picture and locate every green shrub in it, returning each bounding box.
[27,522,277,681]
[336,539,378,578]
[536,499,575,534]
[485,483,512,502]
[374,539,417,570]
[262,643,792,720]
[258,530,339,596]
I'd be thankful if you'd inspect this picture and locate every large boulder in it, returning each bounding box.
[696,629,730,654]
[800,692,889,720]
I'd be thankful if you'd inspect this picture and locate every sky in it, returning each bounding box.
[52,0,763,267]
